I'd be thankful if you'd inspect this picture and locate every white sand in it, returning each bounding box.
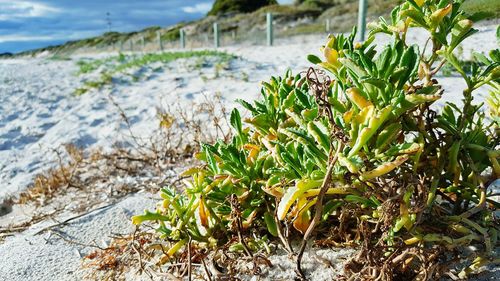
[0,25,498,280]
[0,193,157,280]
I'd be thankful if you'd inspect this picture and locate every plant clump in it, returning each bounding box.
[74,50,236,95]
[133,1,499,279]
[208,0,278,16]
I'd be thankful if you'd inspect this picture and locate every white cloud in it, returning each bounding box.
[0,30,98,43]
[0,34,55,43]
[182,2,211,14]
[0,0,61,21]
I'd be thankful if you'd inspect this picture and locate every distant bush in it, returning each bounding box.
[208,0,278,16]
[295,0,345,10]
[161,26,183,42]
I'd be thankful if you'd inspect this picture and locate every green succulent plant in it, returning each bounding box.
[133,0,499,279]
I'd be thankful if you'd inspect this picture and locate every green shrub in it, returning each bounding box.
[76,58,113,74]
[208,0,278,16]
[133,0,499,279]
[462,0,500,18]
[160,25,184,42]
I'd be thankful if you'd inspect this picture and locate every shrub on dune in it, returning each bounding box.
[133,0,499,279]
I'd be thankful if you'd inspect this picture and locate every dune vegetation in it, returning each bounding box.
[131,0,499,279]
[74,50,236,95]
[208,0,278,16]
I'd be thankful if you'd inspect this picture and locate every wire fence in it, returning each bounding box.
[80,0,369,54]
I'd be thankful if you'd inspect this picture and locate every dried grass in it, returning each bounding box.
[1,95,231,243]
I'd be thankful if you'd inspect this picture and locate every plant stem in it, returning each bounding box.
[296,142,343,279]
[458,88,473,132]
[430,58,447,76]
[188,235,192,281]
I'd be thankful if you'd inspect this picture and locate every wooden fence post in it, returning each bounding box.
[157,31,163,51]
[266,13,273,46]
[129,40,133,52]
[213,22,220,48]
[180,29,185,49]
[141,36,145,52]
[357,0,367,41]
[326,19,330,33]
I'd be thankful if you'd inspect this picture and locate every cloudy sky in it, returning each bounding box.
[0,0,294,53]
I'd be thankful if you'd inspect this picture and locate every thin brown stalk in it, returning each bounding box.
[295,142,343,279]
[187,235,192,281]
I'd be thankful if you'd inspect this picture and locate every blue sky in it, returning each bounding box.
[0,0,293,53]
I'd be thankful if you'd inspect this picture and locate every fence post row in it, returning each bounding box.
[108,4,372,52]
[95,2,375,52]
[180,29,186,49]
[357,0,367,41]
[266,13,273,46]
[213,22,220,48]
[157,31,163,51]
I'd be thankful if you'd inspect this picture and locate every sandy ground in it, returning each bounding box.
[0,25,498,280]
